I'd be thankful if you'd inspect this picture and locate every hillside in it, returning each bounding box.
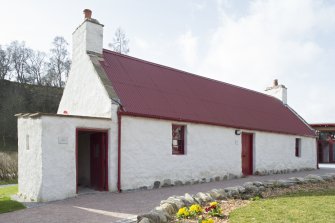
[0,80,63,151]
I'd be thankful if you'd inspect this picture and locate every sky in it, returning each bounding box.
[1,0,334,123]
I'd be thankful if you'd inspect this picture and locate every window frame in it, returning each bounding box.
[172,124,186,155]
[295,138,301,157]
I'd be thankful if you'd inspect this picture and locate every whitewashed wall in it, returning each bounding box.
[254,131,316,173]
[120,116,316,190]
[18,117,43,201]
[120,116,241,190]
[18,115,115,202]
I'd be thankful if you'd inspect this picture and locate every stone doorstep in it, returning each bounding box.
[137,173,335,223]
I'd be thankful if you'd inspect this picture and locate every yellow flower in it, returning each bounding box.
[176,207,190,218]
[210,201,218,207]
[202,218,214,223]
[189,204,203,214]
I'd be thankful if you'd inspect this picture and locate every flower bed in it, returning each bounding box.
[172,200,249,223]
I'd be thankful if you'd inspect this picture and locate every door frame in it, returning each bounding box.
[75,128,109,193]
[241,132,254,176]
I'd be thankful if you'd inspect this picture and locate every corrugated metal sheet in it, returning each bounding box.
[101,49,315,137]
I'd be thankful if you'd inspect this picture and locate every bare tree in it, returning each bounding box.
[0,45,12,80]
[46,36,71,87]
[8,41,33,83]
[26,50,46,85]
[109,27,130,55]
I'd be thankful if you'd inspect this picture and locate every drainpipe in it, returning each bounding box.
[117,110,122,192]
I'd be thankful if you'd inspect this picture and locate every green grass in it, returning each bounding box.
[0,185,25,214]
[230,189,335,223]
[0,179,18,185]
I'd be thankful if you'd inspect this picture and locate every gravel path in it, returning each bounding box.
[0,168,334,223]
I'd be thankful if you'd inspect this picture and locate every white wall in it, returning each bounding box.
[18,115,116,202]
[254,131,316,174]
[18,117,43,201]
[120,116,316,190]
[120,116,242,190]
[19,113,316,201]
[40,115,116,201]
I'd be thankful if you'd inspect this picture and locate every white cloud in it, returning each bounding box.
[198,0,335,123]
[177,31,198,67]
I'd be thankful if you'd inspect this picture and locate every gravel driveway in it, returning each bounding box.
[1,167,334,223]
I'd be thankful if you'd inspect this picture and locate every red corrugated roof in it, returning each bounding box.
[100,49,315,137]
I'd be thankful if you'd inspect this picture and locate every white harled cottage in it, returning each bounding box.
[17,10,316,202]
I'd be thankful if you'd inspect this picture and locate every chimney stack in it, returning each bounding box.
[83,9,92,19]
[265,79,287,104]
[72,9,104,61]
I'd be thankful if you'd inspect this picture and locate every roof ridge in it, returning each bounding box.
[102,48,277,101]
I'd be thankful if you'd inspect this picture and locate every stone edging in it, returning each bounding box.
[137,173,335,223]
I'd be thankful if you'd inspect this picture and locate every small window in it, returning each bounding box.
[172,125,185,155]
[295,138,301,157]
[26,134,29,150]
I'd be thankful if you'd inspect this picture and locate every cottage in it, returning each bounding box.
[17,10,316,202]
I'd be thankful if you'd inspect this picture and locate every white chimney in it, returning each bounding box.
[72,9,104,62]
[265,79,287,104]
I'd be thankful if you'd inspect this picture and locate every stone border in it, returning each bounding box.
[127,168,315,192]
[137,173,335,223]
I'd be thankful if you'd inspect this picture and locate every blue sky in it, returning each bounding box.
[1,0,334,123]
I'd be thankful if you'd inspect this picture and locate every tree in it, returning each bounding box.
[8,41,33,83]
[46,36,71,87]
[26,50,46,85]
[109,27,130,55]
[0,45,12,80]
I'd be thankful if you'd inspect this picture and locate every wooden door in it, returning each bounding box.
[242,133,253,175]
[90,132,108,191]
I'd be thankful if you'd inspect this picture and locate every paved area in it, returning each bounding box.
[1,167,335,223]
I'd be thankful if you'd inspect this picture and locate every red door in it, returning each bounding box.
[242,133,253,175]
[90,132,108,191]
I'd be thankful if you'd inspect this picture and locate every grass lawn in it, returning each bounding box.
[0,185,25,214]
[0,179,18,185]
[230,189,335,223]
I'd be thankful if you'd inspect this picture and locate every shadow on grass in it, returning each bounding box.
[0,198,25,214]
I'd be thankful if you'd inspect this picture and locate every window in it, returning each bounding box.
[172,125,185,155]
[295,138,301,157]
